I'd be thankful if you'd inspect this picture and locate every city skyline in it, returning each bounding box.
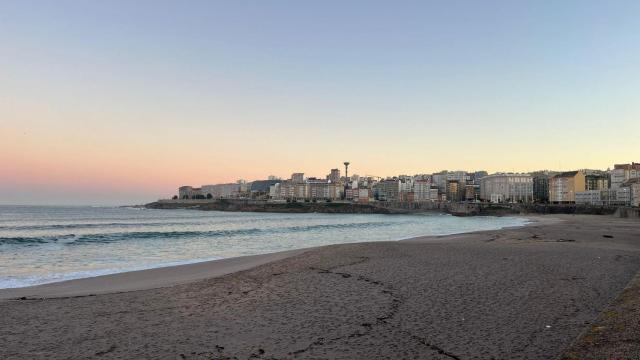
[2,1,640,205]
[170,162,639,209]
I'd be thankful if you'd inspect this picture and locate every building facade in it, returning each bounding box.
[549,171,586,204]
[480,173,533,203]
[531,171,554,203]
[327,169,341,183]
[376,179,400,201]
[585,173,609,191]
[611,163,640,189]
[575,190,605,206]
[178,186,203,199]
[291,173,305,184]
[630,181,640,207]
[201,183,242,198]
[446,180,464,202]
[413,180,438,201]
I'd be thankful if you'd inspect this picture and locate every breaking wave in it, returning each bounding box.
[0,221,393,246]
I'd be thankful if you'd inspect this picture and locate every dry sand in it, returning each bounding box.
[1,214,639,359]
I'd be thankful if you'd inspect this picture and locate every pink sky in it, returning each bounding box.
[2,1,639,205]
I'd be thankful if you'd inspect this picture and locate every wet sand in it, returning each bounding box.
[1,214,639,359]
[0,249,309,299]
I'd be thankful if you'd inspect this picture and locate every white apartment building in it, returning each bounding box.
[576,188,635,206]
[201,183,241,198]
[413,180,438,201]
[480,173,533,203]
[278,182,295,199]
[270,180,342,201]
[615,187,631,206]
[269,183,281,199]
[178,186,203,199]
[575,190,604,206]
[611,168,640,189]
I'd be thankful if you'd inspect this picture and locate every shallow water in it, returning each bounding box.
[0,205,528,288]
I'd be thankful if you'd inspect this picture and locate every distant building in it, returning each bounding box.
[480,173,533,203]
[356,188,371,203]
[327,168,341,183]
[575,190,605,206]
[447,171,468,183]
[614,187,632,206]
[402,191,415,202]
[469,171,488,185]
[431,172,448,195]
[531,171,556,203]
[446,180,464,202]
[345,187,355,201]
[576,187,631,206]
[465,184,478,202]
[377,179,400,201]
[291,173,305,184]
[277,181,295,199]
[269,183,281,199]
[307,179,329,200]
[413,180,438,201]
[626,179,640,207]
[614,162,640,171]
[294,182,307,199]
[178,186,203,199]
[201,183,242,198]
[270,178,342,201]
[611,164,640,189]
[585,173,609,191]
[238,180,251,196]
[549,171,586,204]
[250,180,280,197]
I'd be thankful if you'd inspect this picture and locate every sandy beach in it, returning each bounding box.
[1,214,639,359]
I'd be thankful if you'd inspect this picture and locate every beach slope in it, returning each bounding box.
[1,215,639,359]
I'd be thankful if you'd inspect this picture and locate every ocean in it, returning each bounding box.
[0,205,528,289]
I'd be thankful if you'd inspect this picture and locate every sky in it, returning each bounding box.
[1,0,639,205]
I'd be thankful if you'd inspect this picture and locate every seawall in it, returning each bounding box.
[145,199,408,214]
[144,199,639,218]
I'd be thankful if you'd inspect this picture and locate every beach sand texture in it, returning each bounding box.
[1,215,639,359]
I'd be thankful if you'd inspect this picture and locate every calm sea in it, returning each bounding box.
[0,206,528,289]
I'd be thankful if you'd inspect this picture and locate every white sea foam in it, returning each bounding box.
[0,206,528,289]
[0,256,223,289]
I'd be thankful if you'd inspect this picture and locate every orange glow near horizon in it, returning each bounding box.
[3,113,638,203]
[2,1,640,205]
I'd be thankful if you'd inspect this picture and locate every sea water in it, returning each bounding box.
[0,205,528,289]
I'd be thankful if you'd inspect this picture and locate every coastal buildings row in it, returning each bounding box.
[178,180,278,200]
[174,162,640,207]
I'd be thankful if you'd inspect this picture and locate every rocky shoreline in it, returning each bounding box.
[144,199,408,214]
[143,199,640,218]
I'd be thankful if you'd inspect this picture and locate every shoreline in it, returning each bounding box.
[0,248,311,300]
[145,199,638,217]
[0,215,537,299]
[2,214,639,358]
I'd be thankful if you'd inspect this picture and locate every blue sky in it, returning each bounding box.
[1,1,639,205]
